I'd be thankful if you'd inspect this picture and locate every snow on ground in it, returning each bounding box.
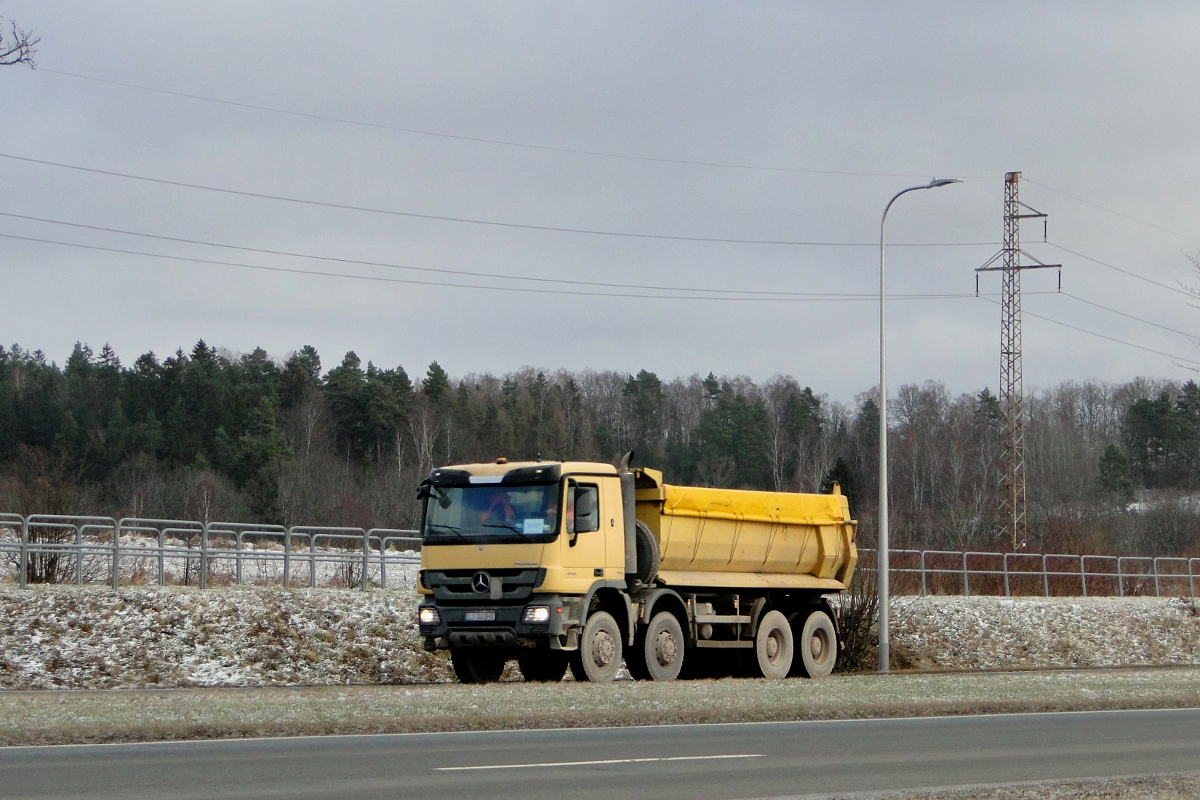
[1,589,1198,690]
[892,595,1200,670]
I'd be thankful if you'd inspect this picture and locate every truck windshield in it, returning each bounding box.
[422,483,561,544]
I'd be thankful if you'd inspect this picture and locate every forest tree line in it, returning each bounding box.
[1,340,1199,557]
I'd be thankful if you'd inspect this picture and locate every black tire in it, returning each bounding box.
[794,610,837,679]
[747,610,793,679]
[570,610,622,682]
[625,628,651,681]
[450,649,506,684]
[518,654,569,683]
[641,611,685,681]
[633,520,660,585]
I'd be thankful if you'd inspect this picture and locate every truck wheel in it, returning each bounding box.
[518,654,569,683]
[794,610,837,679]
[450,649,506,684]
[570,611,622,682]
[633,520,660,585]
[642,611,684,681]
[751,610,794,679]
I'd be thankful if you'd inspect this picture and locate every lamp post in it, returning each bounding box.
[878,177,961,673]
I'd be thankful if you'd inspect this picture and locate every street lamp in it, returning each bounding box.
[878,177,961,674]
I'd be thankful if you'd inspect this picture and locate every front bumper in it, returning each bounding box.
[418,595,575,650]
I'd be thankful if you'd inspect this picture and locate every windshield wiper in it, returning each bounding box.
[425,523,472,544]
[480,523,538,542]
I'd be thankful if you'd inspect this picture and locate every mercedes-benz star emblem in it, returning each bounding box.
[471,571,491,593]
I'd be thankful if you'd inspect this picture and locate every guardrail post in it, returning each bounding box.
[283,527,291,589]
[235,532,243,586]
[1041,554,1048,597]
[962,552,970,597]
[361,528,369,592]
[199,523,209,590]
[157,528,166,586]
[920,550,927,596]
[18,515,29,590]
[379,538,388,590]
[1078,555,1086,597]
[309,536,317,588]
[111,519,122,590]
[1117,557,1124,597]
[74,523,84,586]
[1191,558,1197,598]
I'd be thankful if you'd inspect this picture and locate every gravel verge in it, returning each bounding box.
[1,666,1198,746]
[801,773,1200,800]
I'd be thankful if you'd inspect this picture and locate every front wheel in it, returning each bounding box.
[570,611,622,682]
[450,649,506,684]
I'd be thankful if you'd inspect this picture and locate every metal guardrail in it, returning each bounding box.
[858,548,1200,598]
[0,513,421,591]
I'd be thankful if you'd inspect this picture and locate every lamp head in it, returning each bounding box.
[925,178,962,189]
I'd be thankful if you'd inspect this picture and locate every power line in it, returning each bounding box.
[0,231,989,303]
[41,68,994,181]
[1062,292,1198,340]
[1027,179,1200,246]
[980,296,1200,366]
[1045,241,1192,298]
[0,210,976,298]
[0,152,999,248]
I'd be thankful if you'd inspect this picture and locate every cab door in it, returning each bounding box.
[558,479,606,588]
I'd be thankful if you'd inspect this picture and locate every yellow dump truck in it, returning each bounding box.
[416,459,857,683]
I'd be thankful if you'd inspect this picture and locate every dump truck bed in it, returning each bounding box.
[635,472,858,591]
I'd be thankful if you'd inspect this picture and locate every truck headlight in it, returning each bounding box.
[522,606,551,624]
[419,607,440,625]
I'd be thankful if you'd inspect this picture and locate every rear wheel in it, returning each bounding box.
[518,654,569,683]
[749,610,793,679]
[794,610,837,678]
[641,611,685,681]
[450,649,506,684]
[570,611,623,682]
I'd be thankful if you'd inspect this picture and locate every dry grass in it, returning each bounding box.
[2,666,1198,747]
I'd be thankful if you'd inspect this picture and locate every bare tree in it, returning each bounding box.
[1,16,39,68]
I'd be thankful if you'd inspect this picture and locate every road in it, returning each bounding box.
[1,708,1197,799]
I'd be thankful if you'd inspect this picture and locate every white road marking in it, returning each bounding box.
[436,753,764,771]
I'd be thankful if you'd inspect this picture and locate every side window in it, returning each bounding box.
[569,484,600,534]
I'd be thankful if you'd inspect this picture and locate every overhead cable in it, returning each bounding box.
[0,232,989,303]
[41,68,992,180]
[979,296,1200,366]
[1028,180,1200,246]
[1046,241,1192,298]
[0,210,971,298]
[0,152,998,248]
[1062,292,1198,340]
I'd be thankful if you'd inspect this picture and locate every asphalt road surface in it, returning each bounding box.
[2,708,1197,799]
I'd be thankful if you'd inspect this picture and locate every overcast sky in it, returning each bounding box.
[3,2,1200,401]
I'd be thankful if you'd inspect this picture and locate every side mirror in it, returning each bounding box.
[573,487,600,537]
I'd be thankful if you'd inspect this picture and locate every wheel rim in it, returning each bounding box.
[654,629,677,667]
[593,630,615,667]
[766,629,784,664]
[811,628,830,664]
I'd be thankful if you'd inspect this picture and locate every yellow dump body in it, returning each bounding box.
[636,471,857,591]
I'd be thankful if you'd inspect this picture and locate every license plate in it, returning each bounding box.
[464,610,496,622]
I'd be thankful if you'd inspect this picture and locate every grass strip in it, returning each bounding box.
[1,666,1198,747]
